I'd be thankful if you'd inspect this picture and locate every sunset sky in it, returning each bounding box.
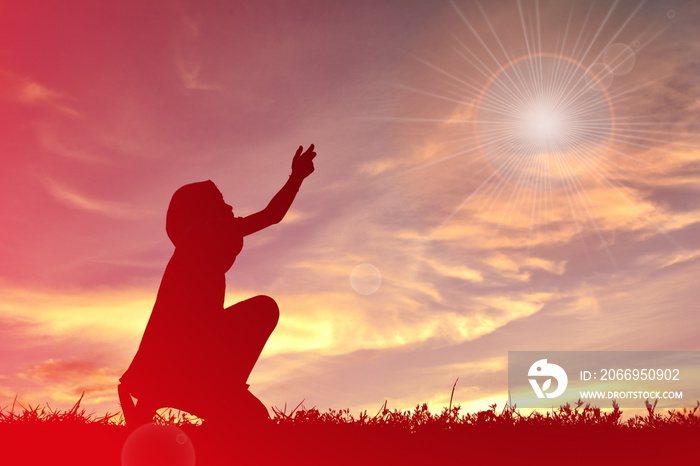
[1,0,699,418]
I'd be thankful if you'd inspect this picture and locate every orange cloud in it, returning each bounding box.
[20,358,120,397]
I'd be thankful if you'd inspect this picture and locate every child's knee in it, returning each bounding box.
[253,295,279,327]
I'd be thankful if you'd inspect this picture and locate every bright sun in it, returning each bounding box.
[474,54,614,192]
[526,105,566,145]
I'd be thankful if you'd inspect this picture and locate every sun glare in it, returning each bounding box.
[475,53,614,191]
[528,106,563,141]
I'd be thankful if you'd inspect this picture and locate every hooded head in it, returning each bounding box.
[165,180,232,248]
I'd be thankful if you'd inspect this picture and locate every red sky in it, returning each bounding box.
[1,0,699,417]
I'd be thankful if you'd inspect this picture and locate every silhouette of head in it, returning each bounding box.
[166,180,232,248]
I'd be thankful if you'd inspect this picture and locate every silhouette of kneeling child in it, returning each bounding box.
[119,145,317,428]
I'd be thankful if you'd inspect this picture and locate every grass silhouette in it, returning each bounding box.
[2,394,699,465]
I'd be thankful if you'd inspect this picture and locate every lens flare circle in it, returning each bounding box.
[350,263,382,295]
[474,53,615,192]
[603,43,635,76]
[122,423,196,466]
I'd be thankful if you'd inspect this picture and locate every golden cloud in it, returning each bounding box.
[0,282,154,343]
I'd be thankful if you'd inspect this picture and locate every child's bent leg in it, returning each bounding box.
[220,295,279,384]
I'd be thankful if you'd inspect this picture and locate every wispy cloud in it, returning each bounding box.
[0,71,81,117]
[43,177,141,219]
[176,57,222,91]
[173,11,221,92]
[36,125,110,163]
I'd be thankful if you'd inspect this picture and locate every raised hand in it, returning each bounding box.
[291,144,316,179]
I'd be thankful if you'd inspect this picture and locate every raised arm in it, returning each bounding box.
[237,144,316,237]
